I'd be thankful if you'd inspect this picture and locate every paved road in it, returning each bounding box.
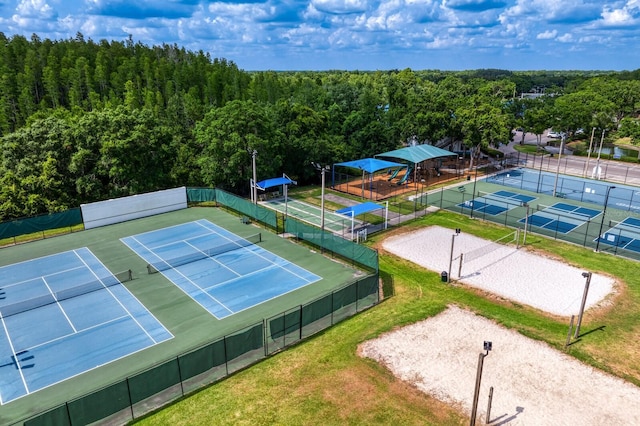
[501,132,640,187]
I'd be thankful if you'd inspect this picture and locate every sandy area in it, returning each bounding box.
[358,226,640,425]
[360,306,640,425]
[382,226,616,317]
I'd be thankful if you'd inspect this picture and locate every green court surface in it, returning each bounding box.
[428,178,640,261]
[262,198,361,234]
[0,206,363,424]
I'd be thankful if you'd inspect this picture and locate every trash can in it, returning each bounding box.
[441,271,448,282]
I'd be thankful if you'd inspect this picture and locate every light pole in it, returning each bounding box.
[595,185,616,252]
[312,163,330,248]
[251,149,258,204]
[582,127,596,177]
[593,129,605,179]
[574,272,592,338]
[522,203,530,246]
[469,164,479,218]
[470,341,492,426]
[448,228,461,283]
[552,134,565,197]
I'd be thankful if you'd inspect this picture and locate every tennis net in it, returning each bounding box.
[0,269,133,318]
[608,219,640,235]
[147,232,262,274]
[477,191,524,208]
[536,204,592,222]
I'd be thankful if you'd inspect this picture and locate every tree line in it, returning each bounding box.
[1,32,640,221]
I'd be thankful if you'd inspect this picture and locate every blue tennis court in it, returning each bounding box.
[520,202,601,234]
[121,220,321,319]
[459,190,536,216]
[0,249,172,404]
[596,217,640,253]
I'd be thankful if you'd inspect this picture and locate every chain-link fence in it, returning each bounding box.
[421,182,640,262]
[20,276,378,426]
[14,188,379,425]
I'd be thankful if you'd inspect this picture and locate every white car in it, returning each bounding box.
[547,131,562,138]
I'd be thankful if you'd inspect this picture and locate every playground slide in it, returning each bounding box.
[397,166,413,185]
[387,168,401,181]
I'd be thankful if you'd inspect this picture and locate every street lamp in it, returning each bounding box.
[595,185,616,252]
[470,341,492,426]
[312,162,330,248]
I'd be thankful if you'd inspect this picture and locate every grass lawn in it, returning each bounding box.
[512,143,546,155]
[133,210,640,425]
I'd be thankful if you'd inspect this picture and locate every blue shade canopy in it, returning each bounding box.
[376,145,456,164]
[255,176,296,190]
[336,202,384,217]
[334,158,406,173]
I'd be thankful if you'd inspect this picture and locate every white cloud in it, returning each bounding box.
[557,33,573,42]
[311,0,370,15]
[15,0,55,19]
[536,29,556,39]
[0,0,639,70]
[601,6,638,26]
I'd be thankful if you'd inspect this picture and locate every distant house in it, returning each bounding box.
[520,92,545,99]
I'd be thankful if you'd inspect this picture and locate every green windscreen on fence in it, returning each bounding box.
[214,189,278,229]
[129,358,182,409]
[19,187,380,425]
[179,338,227,381]
[24,272,379,426]
[67,381,131,425]
[225,323,265,374]
[186,187,216,203]
[301,294,333,338]
[24,404,71,426]
[129,360,183,419]
[332,283,358,322]
[284,217,379,271]
[266,308,302,354]
[0,208,82,240]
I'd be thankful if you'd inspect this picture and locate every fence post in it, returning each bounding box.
[486,386,494,424]
[565,315,575,348]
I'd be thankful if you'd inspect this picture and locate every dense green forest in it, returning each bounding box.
[1,32,640,221]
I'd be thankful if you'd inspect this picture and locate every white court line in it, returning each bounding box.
[267,199,356,227]
[4,313,159,404]
[76,247,173,342]
[0,248,172,404]
[147,228,218,251]
[41,275,77,333]
[127,235,234,317]
[1,264,85,290]
[195,220,320,281]
[184,240,242,278]
[0,313,30,401]
[73,249,159,344]
[16,313,129,353]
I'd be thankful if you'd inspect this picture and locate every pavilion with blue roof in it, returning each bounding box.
[332,145,458,201]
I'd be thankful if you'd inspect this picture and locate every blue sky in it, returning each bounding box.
[1,0,639,71]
